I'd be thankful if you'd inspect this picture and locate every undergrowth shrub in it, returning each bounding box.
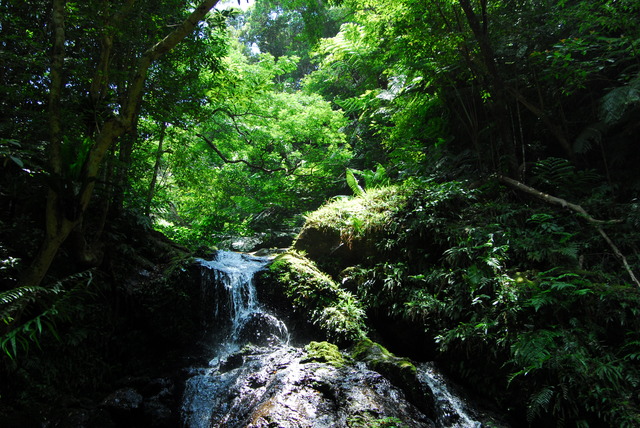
[301,177,640,426]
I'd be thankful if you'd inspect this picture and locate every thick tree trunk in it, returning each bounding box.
[20,190,78,287]
[19,0,71,287]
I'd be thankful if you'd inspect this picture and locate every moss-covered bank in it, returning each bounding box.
[259,251,367,345]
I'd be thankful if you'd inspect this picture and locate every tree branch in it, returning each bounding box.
[122,0,220,126]
[83,0,221,204]
[198,134,299,174]
[507,87,574,160]
[495,174,639,287]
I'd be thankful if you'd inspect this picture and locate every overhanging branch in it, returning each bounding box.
[496,174,639,287]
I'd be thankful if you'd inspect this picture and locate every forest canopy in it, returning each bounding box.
[1,0,640,426]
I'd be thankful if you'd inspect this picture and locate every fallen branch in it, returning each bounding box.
[496,174,639,288]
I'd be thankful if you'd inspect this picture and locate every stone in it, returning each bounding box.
[181,345,436,427]
[100,387,144,424]
[235,312,289,347]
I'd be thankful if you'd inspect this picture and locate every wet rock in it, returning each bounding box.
[219,352,245,372]
[235,312,289,347]
[181,345,435,428]
[101,387,144,423]
[143,396,174,428]
[351,338,435,417]
[301,341,348,367]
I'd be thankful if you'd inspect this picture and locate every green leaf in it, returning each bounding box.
[9,155,23,168]
[346,169,365,197]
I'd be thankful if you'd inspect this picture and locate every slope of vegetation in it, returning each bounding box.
[275,178,640,426]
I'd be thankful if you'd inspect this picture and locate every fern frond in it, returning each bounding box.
[0,286,48,322]
[532,157,575,188]
[527,386,555,423]
[346,169,365,197]
[600,77,640,124]
[0,285,44,306]
[318,23,368,67]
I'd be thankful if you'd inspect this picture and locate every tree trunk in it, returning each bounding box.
[145,121,167,217]
[20,0,221,287]
[20,190,78,287]
[458,0,519,176]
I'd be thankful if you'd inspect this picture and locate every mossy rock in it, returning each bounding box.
[352,338,417,379]
[293,186,409,274]
[351,339,434,417]
[265,252,367,344]
[301,341,348,368]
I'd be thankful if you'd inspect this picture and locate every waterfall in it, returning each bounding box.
[182,251,289,427]
[196,251,289,355]
[180,251,506,428]
[417,362,483,427]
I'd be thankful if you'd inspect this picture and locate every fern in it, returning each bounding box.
[317,23,368,67]
[0,286,46,314]
[346,168,365,196]
[361,163,390,190]
[531,157,576,189]
[599,76,640,124]
[527,386,555,424]
[0,270,94,360]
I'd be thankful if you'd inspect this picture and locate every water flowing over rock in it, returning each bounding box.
[182,345,435,427]
[181,251,508,428]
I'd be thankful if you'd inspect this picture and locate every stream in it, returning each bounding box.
[180,251,507,428]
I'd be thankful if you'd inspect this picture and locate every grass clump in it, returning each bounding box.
[301,185,408,241]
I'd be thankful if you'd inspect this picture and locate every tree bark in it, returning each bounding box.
[145,121,167,217]
[48,0,65,177]
[507,87,574,161]
[457,0,518,176]
[20,0,76,288]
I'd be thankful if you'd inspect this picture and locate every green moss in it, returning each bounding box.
[347,415,408,428]
[298,186,408,245]
[301,341,348,367]
[351,339,417,378]
[268,251,367,344]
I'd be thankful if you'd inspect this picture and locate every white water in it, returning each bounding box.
[197,251,289,355]
[418,362,483,427]
[198,252,263,329]
[182,251,290,427]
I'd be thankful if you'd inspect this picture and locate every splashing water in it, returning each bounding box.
[417,362,483,427]
[197,251,289,354]
[182,251,290,427]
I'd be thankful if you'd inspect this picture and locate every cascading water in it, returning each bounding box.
[196,251,288,355]
[181,251,289,427]
[417,363,483,428]
[180,251,507,428]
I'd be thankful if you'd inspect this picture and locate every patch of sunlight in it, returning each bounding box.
[155,218,174,228]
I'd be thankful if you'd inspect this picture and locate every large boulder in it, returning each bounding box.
[292,187,407,275]
[181,345,436,427]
